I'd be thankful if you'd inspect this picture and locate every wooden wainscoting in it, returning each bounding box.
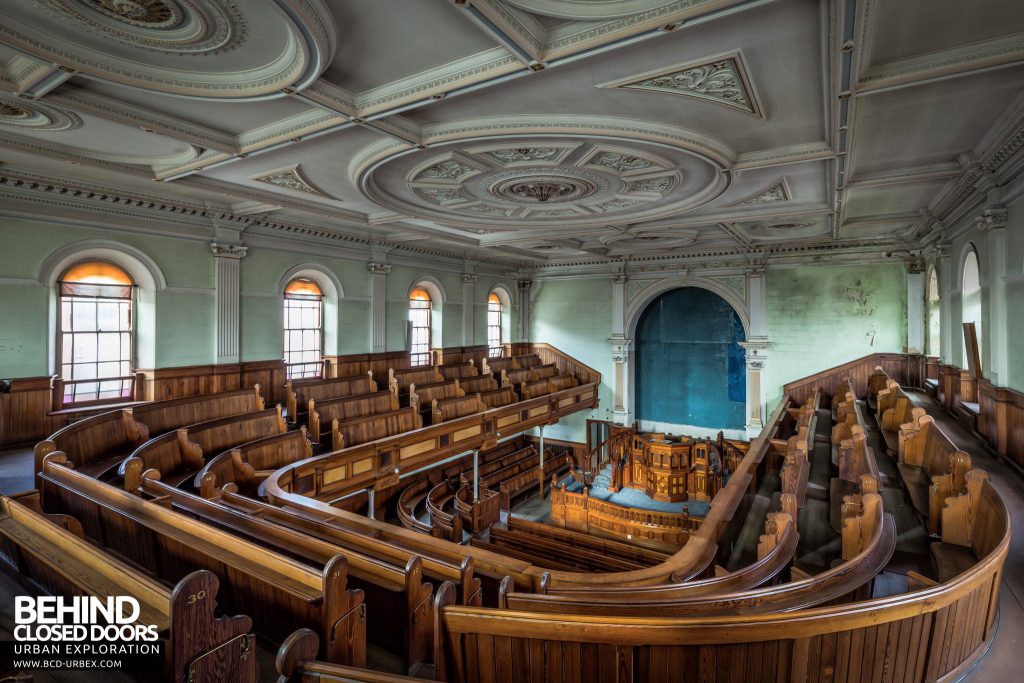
[782,352,910,407]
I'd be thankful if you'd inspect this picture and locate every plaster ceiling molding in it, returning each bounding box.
[471,143,578,166]
[0,0,336,99]
[0,93,82,131]
[738,218,829,241]
[731,178,792,206]
[598,51,764,119]
[601,229,699,255]
[503,0,676,20]
[356,124,732,231]
[251,164,331,199]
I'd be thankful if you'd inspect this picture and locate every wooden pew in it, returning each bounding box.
[431,394,487,425]
[519,374,578,400]
[495,453,572,510]
[500,502,894,617]
[0,494,258,683]
[217,489,482,609]
[866,365,890,410]
[39,453,366,667]
[276,628,432,683]
[409,380,464,413]
[193,428,314,496]
[457,374,500,394]
[877,378,914,438]
[930,469,1004,582]
[309,390,399,445]
[426,481,464,543]
[398,479,433,535]
[121,406,287,486]
[33,386,264,482]
[331,407,423,452]
[139,474,436,677]
[389,367,444,399]
[485,354,541,376]
[507,517,670,567]
[440,362,479,381]
[897,408,973,527]
[778,427,811,528]
[830,380,857,443]
[286,373,377,425]
[478,386,517,409]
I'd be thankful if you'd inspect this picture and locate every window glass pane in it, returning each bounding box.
[72,301,96,331]
[97,333,121,362]
[73,363,96,380]
[73,334,97,363]
[61,302,72,329]
[97,302,119,331]
[120,304,131,330]
[98,361,121,378]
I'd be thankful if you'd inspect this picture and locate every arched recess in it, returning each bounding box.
[926,266,941,357]
[407,277,447,356]
[960,245,983,371]
[488,285,513,352]
[279,264,342,358]
[633,287,748,433]
[39,239,166,373]
[626,276,750,339]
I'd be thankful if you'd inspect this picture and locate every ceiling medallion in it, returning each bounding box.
[602,52,763,118]
[490,170,601,206]
[506,180,579,203]
[483,148,563,165]
[0,103,28,119]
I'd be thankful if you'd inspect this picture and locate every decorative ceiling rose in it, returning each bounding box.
[251,164,329,199]
[506,180,577,202]
[0,94,82,131]
[86,0,179,27]
[590,152,656,174]
[601,52,763,118]
[415,159,476,182]
[492,175,597,204]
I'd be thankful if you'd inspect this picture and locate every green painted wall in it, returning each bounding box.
[532,278,616,441]
[1006,196,1024,393]
[765,263,908,407]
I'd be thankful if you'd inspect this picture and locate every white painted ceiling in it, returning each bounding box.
[0,0,1021,272]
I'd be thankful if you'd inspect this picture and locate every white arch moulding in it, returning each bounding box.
[38,239,168,376]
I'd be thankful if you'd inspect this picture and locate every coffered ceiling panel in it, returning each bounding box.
[0,0,1021,271]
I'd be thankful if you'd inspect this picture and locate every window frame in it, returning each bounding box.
[487,293,503,357]
[409,289,432,367]
[56,261,136,407]
[283,278,325,380]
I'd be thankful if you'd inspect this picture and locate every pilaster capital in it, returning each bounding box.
[609,337,634,363]
[210,242,247,259]
[517,279,532,291]
[739,340,772,370]
[367,262,392,275]
[612,273,627,285]
[461,273,479,284]
[975,207,1007,233]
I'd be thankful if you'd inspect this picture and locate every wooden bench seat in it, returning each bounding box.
[276,629,432,683]
[33,386,265,484]
[929,469,1003,583]
[409,380,464,412]
[309,390,399,444]
[140,475,436,677]
[0,494,258,683]
[519,374,578,400]
[122,406,287,486]
[192,428,314,495]
[484,354,541,376]
[389,367,444,398]
[478,386,517,409]
[331,407,423,452]
[286,373,377,425]
[898,408,972,528]
[457,375,499,393]
[439,362,479,381]
[39,453,366,667]
[431,394,487,425]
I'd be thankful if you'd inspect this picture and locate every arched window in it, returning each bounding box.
[58,261,134,405]
[284,278,323,379]
[487,292,503,357]
[409,288,432,366]
[961,248,982,371]
[926,267,940,356]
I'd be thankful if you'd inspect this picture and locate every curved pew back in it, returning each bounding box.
[286,373,377,424]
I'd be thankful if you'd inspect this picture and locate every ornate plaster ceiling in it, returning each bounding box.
[0,0,1021,272]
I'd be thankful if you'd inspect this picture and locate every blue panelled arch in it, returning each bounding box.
[635,287,746,430]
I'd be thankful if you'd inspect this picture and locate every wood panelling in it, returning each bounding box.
[782,353,908,407]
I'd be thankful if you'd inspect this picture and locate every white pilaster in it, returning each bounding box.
[739,341,771,436]
[977,207,1007,383]
[746,269,768,338]
[936,244,955,363]
[461,273,477,346]
[211,242,246,364]
[368,262,390,353]
[906,267,925,354]
[609,338,633,425]
[516,279,532,342]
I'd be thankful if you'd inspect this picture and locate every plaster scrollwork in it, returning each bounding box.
[367,262,392,275]
[734,179,791,206]
[601,52,763,118]
[975,207,1007,232]
[461,273,479,284]
[717,275,747,303]
[482,147,563,164]
[415,159,476,182]
[210,242,247,259]
[589,152,657,174]
[626,174,677,194]
[251,165,330,198]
